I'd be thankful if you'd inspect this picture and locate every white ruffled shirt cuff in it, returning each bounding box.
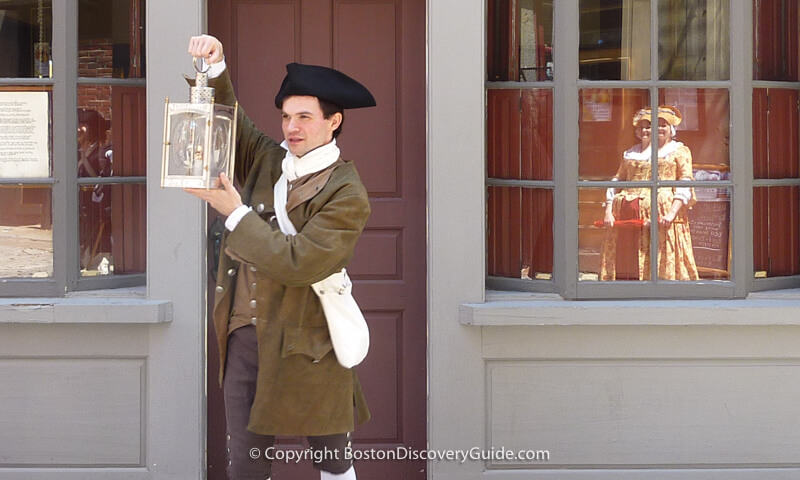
[205,57,226,79]
[225,204,252,231]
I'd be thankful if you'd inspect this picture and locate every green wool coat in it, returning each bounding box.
[209,69,371,436]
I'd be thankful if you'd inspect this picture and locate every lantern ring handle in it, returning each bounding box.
[193,56,211,74]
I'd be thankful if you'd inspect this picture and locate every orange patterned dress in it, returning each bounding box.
[600,141,699,281]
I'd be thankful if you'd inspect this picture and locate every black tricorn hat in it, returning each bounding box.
[274,63,376,109]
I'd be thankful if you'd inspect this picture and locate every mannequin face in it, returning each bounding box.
[281,95,342,157]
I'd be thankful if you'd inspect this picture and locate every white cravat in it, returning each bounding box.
[273,139,340,235]
[280,139,340,182]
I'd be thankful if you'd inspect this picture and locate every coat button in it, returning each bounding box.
[249,299,257,309]
[286,344,294,350]
[215,286,224,293]
[249,265,257,272]
[250,317,257,325]
[251,282,257,289]
[227,268,236,276]
[256,203,265,213]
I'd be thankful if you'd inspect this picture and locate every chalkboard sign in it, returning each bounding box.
[687,198,730,277]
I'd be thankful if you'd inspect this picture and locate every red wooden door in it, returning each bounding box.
[206,1,426,478]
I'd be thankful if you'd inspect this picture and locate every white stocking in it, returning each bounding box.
[320,465,356,480]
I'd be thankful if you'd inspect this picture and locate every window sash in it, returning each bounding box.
[0,1,147,296]
[486,0,787,298]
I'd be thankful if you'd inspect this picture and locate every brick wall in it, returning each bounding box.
[78,39,113,121]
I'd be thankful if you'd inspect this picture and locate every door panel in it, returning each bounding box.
[207,0,426,478]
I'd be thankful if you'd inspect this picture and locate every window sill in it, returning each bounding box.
[460,289,800,326]
[0,287,172,324]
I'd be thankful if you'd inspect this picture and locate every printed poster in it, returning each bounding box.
[0,91,50,178]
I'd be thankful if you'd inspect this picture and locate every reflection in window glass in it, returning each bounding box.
[0,185,52,278]
[578,188,634,281]
[579,88,649,180]
[79,183,146,277]
[579,93,731,283]
[579,0,650,80]
[582,186,731,282]
[77,85,147,178]
[753,88,799,180]
[78,0,145,78]
[519,0,553,81]
[753,0,798,81]
[682,186,730,280]
[488,187,553,280]
[487,0,553,81]
[658,0,729,81]
[488,89,553,181]
[661,88,730,172]
[753,186,800,278]
[0,0,53,78]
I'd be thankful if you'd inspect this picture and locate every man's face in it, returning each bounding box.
[281,95,341,157]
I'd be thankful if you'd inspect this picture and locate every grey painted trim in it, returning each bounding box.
[75,273,147,291]
[0,470,149,480]
[487,81,552,89]
[0,178,56,184]
[0,296,170,324]
[76,177,147,185]
[487,179,554,188]
[76,78,147,86]
[486,276,557,293]
[753,275,800,291]
[60,0,80,292]
[730,0,753,298]
[430,469,800,479]
[552,0,579,297]
[461,288,800,326]
[52,0,75,295]
[577,180,733,188]
[753,80,800,89]
[752,178,800,187]
[0,78,55,85]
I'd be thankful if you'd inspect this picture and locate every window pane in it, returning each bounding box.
[579,88,649,181]
[579,0,650,80]
[658,0,729,81]
[584,185,728,282]
[488,89,553,180]
[80,183,145,276]
[78,0,145,78]
[753,88,799,180]
[753,0,798,81]
[682,186,730,280]
[580,186,651,281]
[487,186,553,280]
[754,186,800,278]
[0,0,52,78]
[662,88,730,174]
[487,0,553,81]
[0,87,52,178]
[0,185,52,278]
[78,85,146,178]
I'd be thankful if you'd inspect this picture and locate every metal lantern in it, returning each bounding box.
[161,58,238,188]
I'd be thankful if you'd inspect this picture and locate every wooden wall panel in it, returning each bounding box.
[0,358,144,466]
